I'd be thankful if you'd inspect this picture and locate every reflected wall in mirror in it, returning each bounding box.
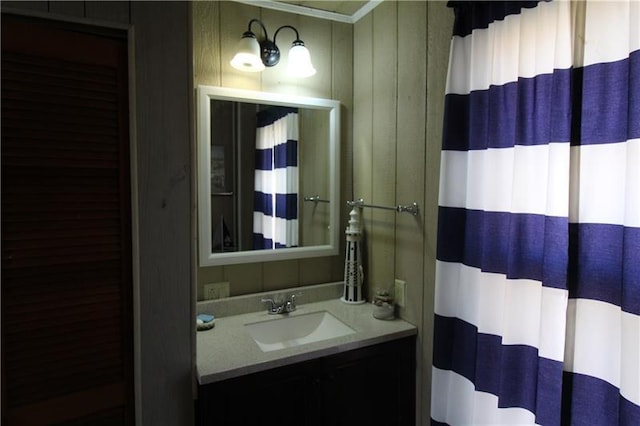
[198,86,340,266]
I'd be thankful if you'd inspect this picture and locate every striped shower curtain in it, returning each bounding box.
[253,107,299,249]
[433,1,639,425]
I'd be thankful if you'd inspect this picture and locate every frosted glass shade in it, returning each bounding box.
[287,44,316,77]
[230,35,265,72]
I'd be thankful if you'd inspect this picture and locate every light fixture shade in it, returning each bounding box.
[286,43,316,77]
[230,34,265,72]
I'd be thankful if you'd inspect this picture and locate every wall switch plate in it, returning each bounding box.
[203,281,230,300]
[394,279,406,308]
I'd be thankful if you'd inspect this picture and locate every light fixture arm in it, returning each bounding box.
[244,18,280,67]
[247,18,270,41]
[273,25,303,46]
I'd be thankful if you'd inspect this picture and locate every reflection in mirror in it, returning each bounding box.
[209,102,329,251]
[198,86,340,266]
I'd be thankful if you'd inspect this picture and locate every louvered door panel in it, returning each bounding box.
[1,16,133,425]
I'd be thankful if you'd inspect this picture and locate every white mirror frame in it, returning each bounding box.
[197,85,340,266]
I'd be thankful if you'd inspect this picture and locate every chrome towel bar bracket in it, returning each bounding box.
[304,195,330,203]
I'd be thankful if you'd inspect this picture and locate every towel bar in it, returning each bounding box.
[347,199,419,216]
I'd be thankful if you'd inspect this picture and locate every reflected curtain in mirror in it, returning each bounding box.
[254,107,299,249]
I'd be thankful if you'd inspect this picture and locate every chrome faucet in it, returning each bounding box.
[261,294,297,315]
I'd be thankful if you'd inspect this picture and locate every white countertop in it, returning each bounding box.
[197,298,417,385]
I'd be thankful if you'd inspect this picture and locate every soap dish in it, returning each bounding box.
[197,314,215,331]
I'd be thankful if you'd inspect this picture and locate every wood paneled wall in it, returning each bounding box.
[130,4,192,426]
[353,2,452,424]
[1,2,193,425]
[193,1,353,298]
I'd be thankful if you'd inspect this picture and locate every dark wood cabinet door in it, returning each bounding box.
[319,337,415,426]
[198,358,317,426]
[197,337,415,426]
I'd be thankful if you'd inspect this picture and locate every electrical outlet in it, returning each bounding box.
[203,281,230,300]
[394,279,406,308]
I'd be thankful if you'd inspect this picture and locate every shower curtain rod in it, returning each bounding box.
[347,198,419,216]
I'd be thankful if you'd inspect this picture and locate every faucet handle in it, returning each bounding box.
[261,298,277,313]
[285,293,300,312]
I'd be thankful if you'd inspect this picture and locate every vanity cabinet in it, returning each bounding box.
[197,336,415,426]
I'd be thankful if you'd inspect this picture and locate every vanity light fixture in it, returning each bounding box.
[230,18,316,78]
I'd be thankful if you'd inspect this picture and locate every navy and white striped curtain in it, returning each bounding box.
[433,1,639,425]
[253,107,299,249]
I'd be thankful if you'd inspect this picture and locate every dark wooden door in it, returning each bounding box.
[1,15,134,425]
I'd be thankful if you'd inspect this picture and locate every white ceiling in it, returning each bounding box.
[281,1,370,16]
[233,0,382,23]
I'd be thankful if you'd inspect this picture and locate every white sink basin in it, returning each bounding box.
[245,311,356,352]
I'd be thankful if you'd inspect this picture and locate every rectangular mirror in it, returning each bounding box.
[197,86,340,266]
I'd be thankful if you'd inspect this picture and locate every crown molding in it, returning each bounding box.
[351,1,383,23]
[230,0,383,24]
